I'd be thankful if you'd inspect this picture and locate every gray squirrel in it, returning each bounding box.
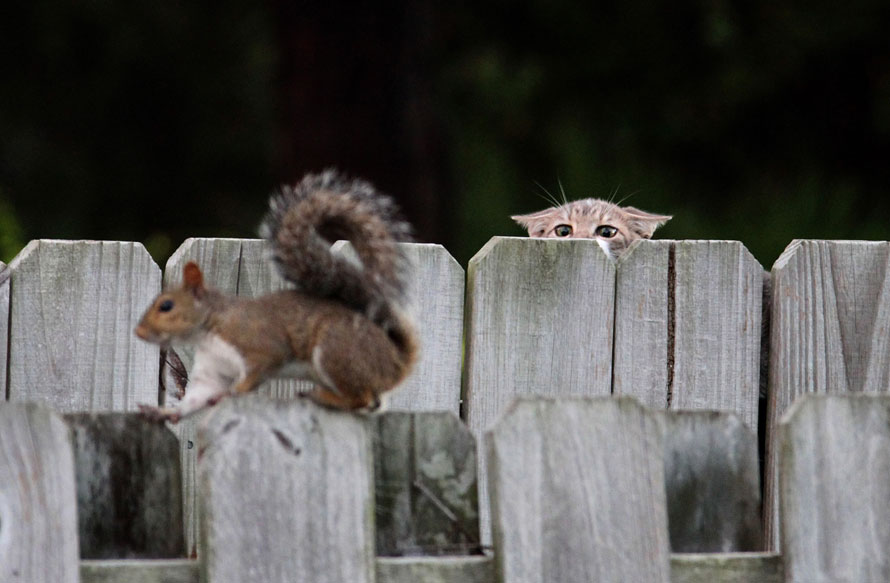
[135,171,418,422]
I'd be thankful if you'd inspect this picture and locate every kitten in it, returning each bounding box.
[512,198,672,259]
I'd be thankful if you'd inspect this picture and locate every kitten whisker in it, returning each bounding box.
[556,177,569,205]
[533,181,564,208]
[614,189,642,207]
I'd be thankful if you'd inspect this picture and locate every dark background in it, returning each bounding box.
[2,1,889,268]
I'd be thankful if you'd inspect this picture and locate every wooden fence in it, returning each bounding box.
[2,236,890,581]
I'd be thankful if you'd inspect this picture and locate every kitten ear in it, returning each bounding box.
[622,206,672,239]
[511,209,554,237]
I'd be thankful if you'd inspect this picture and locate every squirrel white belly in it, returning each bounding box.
[134,170,418,422]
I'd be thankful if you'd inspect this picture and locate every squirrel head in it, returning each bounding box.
[135,261,212,345]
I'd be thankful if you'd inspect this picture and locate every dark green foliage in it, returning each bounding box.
[0,1,276,261]
[2,0,889,266]
[441,0,890,265]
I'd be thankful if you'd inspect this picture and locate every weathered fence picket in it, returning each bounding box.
[0,260,8,398]
[464,237,615,541]
[612,239,671,407]
[669,241,763,429]
[780,394,890,583]
[765,239,890,547]
[487,397,671,583]
[614,241,764,433]
[3,240,160,411]
[197,394,375,583]
[0,403,80,583]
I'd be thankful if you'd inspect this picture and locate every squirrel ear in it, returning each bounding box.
[182,262,206,297]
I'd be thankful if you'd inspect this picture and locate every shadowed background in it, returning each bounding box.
[2,1,889,268]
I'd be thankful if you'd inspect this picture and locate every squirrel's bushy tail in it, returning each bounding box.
[259,170,413,340]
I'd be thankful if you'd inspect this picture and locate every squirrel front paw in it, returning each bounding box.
[138,403,181,424]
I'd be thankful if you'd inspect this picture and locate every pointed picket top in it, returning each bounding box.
[5,240,160,411]
[198,394,375,583]
[780,394,890,582]
[487,396,670,583]
[765,239,890,548]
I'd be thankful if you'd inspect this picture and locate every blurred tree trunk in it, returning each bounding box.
[270,1,449,245]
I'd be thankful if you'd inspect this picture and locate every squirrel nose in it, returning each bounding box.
[134,324,151,341]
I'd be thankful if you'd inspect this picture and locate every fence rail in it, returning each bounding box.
[2,236,890,581]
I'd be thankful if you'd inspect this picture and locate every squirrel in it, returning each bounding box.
[134,170,418,423]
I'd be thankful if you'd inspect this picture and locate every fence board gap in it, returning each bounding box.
[65,412,184,559]
[664,410,762,552]
[374,412,480,556]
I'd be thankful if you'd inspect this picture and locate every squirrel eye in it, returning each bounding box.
[554,224,573,237]
[159,299,174,312]
[595,225,618,238]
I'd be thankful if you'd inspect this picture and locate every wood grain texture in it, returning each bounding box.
[664,411,761,552]
[80,559,199,583]
[670,553,783,583]
[615,240,763,429]
[375,412,479,556]
[0,261,8,399]
[197,394,375,583]
[65,413,184,559]
[386,243,464,413]
[780,394,890,583]
[464,237,615,543]
[0,403,79,582]
[5,240,160,411]
[671,241,763,432]
[376,556,494,583]
[613,240,671,409]
[764,240,890,548]
[486,396,670,583]
[464,238,615,424]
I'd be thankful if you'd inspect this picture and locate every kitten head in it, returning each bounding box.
[512,198,671,259]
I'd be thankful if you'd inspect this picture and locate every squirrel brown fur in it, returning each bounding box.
[135,171,418,422]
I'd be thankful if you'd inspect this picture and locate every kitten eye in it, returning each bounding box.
[595,225,618,238]
[554,224,573,237]
[159,299,174,312]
